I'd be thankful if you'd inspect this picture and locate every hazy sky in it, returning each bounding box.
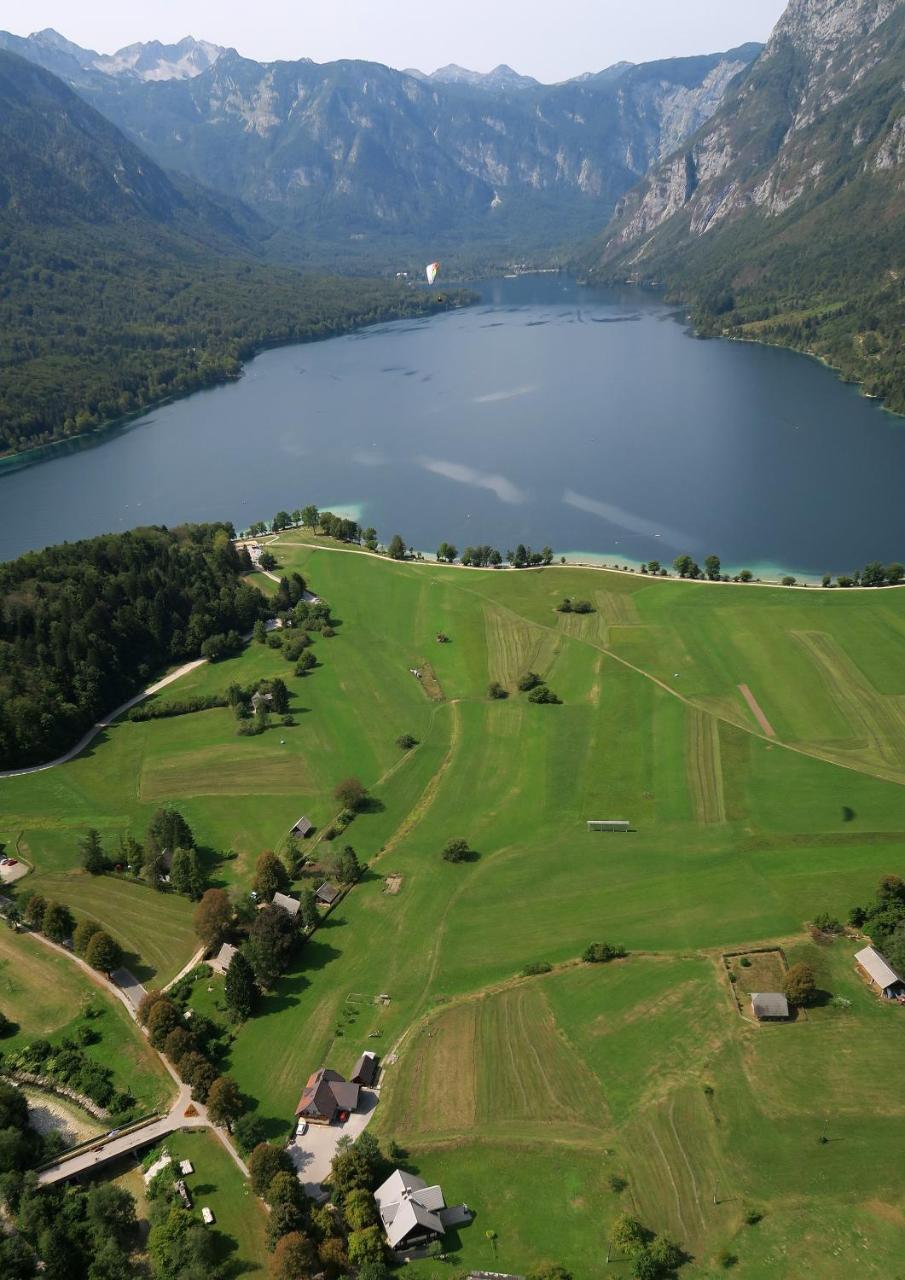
[4,0,789,81]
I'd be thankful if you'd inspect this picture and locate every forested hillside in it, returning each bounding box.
[0,49,466,456]
[0,524,264,768]
[591,0,905,413]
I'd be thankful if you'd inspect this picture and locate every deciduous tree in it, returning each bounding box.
[85,931,122,974]
[193,888,232,950]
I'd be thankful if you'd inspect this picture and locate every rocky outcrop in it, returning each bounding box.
[599,0,905,261]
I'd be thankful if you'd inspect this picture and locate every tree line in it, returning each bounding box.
[0,523,269,769]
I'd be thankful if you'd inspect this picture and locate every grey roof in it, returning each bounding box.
[374,1169,446,1249]
[855,945,903,990]
[751,992,789,1019]
[213,942,237,969]
[351,1051,379,1085]
[315,881,340,905]
[291,816,314,836]
[272,891,301,917]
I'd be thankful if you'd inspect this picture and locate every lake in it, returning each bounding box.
[2,274,904,575]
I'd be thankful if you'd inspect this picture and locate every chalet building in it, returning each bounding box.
[375,1170,446,1251]
[295,1068,360,1125]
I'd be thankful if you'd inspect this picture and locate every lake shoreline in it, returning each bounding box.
[0,292,477,477]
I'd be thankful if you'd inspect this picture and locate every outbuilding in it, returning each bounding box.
[211,942,238,975]
[272,891,301,919]
[750,992,789,1021]
[855,945,905,998]
[350,1051,380,1086]
[290,816,314,838]
[587,820,631,832]
[315,882,341,907]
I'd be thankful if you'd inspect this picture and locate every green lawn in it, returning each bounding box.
[6,542,905,1274]
[159,1130,269,1274]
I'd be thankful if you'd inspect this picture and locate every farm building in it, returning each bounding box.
[751,992,789,1020]
[290,816,314,838]
[211,943,237,975]
[855,946,905,998]
[315,882,341,906]
[350,1051,380,1086]
[375,1169,446,1251]
[272,892,301,919]
[587,820,631,832]
[295,1068,360,1124]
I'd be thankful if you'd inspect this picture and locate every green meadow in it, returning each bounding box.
[3,539,905,1274]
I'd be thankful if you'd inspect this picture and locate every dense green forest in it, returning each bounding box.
[0,220,467,455]
[0,524,265,768]
[0,47,470,456]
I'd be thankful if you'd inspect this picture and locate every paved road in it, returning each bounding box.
[288,1089,379,1198]
[38,1109,188,1185]
[111,968,147,1012]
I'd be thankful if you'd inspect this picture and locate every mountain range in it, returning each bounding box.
[592,0,905,412]
[0,28,761,262]
[0,48,461,457]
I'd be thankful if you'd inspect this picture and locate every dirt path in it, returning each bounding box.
[738,684,777,737]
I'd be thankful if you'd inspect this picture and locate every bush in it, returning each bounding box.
[522,961,552,976]
[395,734,417,750]
[812,912,843,934]
[517,671,542,691]
[572,599,594,613]
[527,685,561,704]
[739,956,751,968]
[487,681,508,700]
[583,942,627,964]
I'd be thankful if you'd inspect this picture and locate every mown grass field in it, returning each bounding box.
[4,539,905,1274]
[0,928,173,1114]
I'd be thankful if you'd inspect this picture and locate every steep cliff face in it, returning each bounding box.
[600,0,905,258]
[592,0,905,414]
[0,28,759,252]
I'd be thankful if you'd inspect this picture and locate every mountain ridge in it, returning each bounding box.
[0,28,761,260]
[591,0,905,413]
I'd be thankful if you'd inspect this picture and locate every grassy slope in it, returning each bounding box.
[0,928,173,1113]
[4,542,905,1273]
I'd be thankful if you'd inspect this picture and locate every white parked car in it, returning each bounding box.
[296,1119,308,1137]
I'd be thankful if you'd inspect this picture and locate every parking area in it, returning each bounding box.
[288,1088,379,1198]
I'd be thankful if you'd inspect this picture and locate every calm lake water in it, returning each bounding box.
[2,274,904,574]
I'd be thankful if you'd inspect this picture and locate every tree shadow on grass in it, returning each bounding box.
[359,796,386,815]
[119,948,156,986]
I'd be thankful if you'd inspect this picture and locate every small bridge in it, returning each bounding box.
[37,1112,189,1186]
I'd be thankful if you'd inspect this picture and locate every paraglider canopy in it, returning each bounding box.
[425,261,440,286]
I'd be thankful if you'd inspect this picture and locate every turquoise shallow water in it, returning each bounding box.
[2,274,903,573]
